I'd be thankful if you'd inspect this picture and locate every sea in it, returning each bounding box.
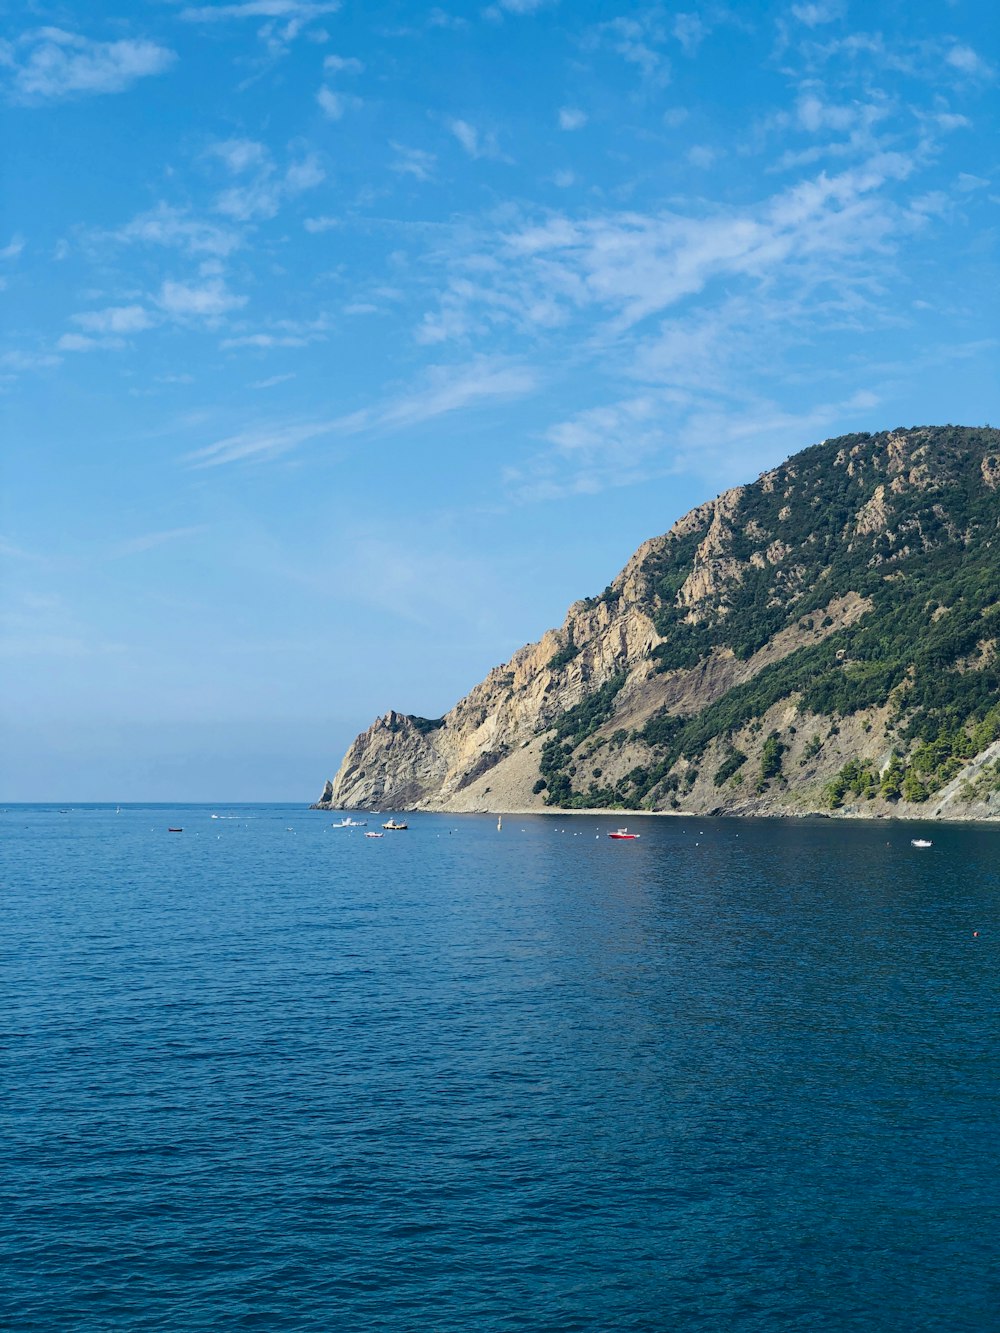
[3,804,998,1331]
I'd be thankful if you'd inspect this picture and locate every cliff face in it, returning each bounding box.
[317,426,1000,820]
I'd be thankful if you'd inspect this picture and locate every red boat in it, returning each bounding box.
[608,828,639,840]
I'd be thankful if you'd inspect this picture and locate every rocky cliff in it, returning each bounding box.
[316,426,1000,820]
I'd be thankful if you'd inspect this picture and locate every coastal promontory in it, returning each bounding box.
[317,426,1000,820]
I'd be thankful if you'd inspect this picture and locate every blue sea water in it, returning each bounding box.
[2,804,998,1331]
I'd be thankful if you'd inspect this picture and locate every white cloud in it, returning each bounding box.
[181,2,340,22]
[72,304,154,334]
[317,86,361,118]
[56,333,124,353]
[687,145,717,168]
[672,13,707,55]
[212,152,324,221]
[0,349,61,371]
[791,1,845,26]
[110,204,242,257]
[158,278,247,318]
[251,372,297,389]
[6,28,175,103]
[107,526,207,558]
[589,15,671,87]
[0,236,25,260]
[508,385,882,502]
[448,119,504,161]
[390,142,436,181]
[946,44,994,80]
[185,357,538,467]
[323,53,363,73]
[208,138,268,173]
[420,154,916,342]
[558,106,587,131]
[303,215,339,233]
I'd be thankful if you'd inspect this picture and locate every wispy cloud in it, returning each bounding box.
[180,2,340,23]
[946,43,994,81]
[72,305,155,334]
[207,138,269,174]
[57,333,125,352]
[106,526,207,559]
[448,118,505,161]
[507,386,881,502]
[184,357,539,467]
[316,86,361,119]
[586,15,671,88]
[106,204,242,257]
[211,144,324,221]
[557,106,587,131]
[0,349,61,372]
[4,28,175,103]
[390,142,436,181]
[418,153,916,344]
[790,1,845,27]
[158,277,247,318]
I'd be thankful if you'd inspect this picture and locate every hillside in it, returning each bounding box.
[316,425,1000,819]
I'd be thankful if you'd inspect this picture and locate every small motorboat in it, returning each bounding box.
[608,828,639,840]
[168,827,183,833]
[365,831,384,839]
[911,838,933,848]
[331,817,367,827]
[382,819,408,830]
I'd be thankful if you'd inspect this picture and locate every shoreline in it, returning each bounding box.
[313,803,1000,823]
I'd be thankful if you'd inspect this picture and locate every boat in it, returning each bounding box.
[382,819,408,830]
[331,817,367,827]
[608,828,640,840]
[168,827,183,833]
[365,831,384,839]
[911,838,933,848]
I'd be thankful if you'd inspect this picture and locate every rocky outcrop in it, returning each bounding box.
[316,426,1000,820]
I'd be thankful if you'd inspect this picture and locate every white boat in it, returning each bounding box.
[365,831,383,839]
[911,838,933,848]
[331,817,367,827]
[382,819,408,831]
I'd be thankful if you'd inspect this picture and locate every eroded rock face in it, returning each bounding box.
[316,425,1000,819]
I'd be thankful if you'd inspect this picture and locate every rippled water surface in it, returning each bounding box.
[3,805,999,1330]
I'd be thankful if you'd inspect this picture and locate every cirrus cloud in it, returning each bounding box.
[4,28,175,103]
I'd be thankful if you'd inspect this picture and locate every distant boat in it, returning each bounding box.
[168,827,183,833]
[497,814,502,831]
[608,828,640,840]
[382,819,408,830]
[365,831,384,839]
[911,838,933,848]
[331,817,367,827]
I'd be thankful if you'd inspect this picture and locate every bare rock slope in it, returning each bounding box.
[317,426,1000,820]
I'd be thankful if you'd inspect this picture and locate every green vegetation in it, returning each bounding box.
[825,760,879,808]
[406,715,445,734]
[714,749,747,787]
[537,675,627,807]
[759,732,786,784]
[533,427,1000,809]
[547,636,580,671]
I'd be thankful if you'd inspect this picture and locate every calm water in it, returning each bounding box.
[2,805,998,1331]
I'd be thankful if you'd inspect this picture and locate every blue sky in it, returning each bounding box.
[1,0,997,801]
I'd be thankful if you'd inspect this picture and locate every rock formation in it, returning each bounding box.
[316,426,1000,820]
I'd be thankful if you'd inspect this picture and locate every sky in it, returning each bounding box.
[1,0,997,802]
